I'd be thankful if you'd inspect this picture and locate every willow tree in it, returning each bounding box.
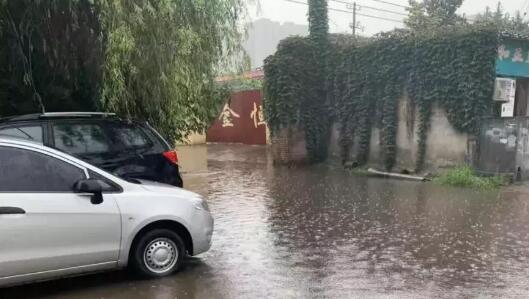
[0,0,103,115]
[99,0,247,143]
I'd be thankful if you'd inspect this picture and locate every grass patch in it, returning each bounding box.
[435,166,505,189]
[346,166,371,176]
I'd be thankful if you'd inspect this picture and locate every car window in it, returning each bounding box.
[0,146,86,192]
[88,170,121,192]
[53,123,112,155]
[0,125,43,142]
[110,123,152,149]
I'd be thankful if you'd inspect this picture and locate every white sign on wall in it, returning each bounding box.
[495,77,516,117]
[495,77,516,102]
[501,96,516,117]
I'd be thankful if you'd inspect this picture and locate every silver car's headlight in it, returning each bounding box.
[192,197,210,212]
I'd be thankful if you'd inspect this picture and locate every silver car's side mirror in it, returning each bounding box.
[74,179,104,205]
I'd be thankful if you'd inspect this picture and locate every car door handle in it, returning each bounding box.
[0,207,26,214]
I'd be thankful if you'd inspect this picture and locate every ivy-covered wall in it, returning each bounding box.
[331,97,471,171]
[264,26,500,171]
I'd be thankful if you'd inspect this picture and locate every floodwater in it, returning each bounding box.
[3,144,529,298]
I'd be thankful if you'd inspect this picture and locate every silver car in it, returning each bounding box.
[0,137,213,287]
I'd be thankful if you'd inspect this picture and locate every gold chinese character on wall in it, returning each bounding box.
[250,102,266,128]
[219,103,240,127]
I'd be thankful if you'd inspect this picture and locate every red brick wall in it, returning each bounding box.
[207,90,267,145]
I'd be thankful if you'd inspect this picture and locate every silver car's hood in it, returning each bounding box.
[135,179,201,198]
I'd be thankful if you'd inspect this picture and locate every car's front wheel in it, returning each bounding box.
[131,229,186,278]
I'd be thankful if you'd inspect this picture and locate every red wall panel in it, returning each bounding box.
[207,90,266,145]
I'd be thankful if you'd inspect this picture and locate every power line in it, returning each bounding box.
[328,5,405,23]
[282,0,313,7]
[282,0,404,23]
[330,0,409,10]
[359,4,408,16]
[327,5,405,23]
[364,0,409,9]
[356,12,404,23]
[330,0,408,16]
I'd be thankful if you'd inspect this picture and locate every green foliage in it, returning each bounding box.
[0,0,247,144]
[407,29,497,170]
[222,77,263,92]
[264,0,331,163]
[264,37,316,132]
[99,0,246,143]
[435,165,504,189]
[405,0,465,33]
[264,2,523,170]
[473,2,529,35]
[407,1,529,36]
[336,27,498,171]
[306,0,331,163]
[334,33,411,170]
[265,26,498,171]
[0,0,103,115]
[308,0,329,48]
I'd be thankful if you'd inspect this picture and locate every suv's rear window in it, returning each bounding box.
[108,123,153,150]
[53,123,112,155]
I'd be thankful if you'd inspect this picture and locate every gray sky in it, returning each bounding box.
[248,0,528,36]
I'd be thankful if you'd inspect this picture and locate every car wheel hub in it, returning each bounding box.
[144,238,178,274]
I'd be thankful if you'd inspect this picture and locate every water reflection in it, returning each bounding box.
[261,164,529,298]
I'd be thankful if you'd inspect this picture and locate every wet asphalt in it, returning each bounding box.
[2,144,529,298]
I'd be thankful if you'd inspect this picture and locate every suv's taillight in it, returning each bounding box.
[163,150,178,164]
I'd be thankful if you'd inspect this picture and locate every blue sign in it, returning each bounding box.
[496,39,529,78]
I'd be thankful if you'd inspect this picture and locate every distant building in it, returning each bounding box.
[477,33,529,178]
[244,18,308,68]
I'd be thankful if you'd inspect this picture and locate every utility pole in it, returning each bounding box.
[352,2,356,37]
[346,2,358,36]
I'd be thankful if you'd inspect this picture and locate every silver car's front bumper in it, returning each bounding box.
[191,210,214,255]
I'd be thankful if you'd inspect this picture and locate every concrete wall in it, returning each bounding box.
[423,105,469,169]
[310,96,469,172]
[271,127,307,164]
[389,97,468,170]
[175,144,208,173]
[272,96,469,171]
[176,132,206,145]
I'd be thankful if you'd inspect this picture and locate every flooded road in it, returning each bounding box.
[3,144,529,298]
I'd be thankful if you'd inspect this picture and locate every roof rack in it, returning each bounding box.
[40,112,117,118]
[0,112,118,123]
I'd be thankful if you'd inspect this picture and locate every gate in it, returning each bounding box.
[206,90,267,145]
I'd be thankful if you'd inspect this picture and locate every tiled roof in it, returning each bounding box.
[216,69,265,82]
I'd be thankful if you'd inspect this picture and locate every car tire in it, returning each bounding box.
[131,229,186,278]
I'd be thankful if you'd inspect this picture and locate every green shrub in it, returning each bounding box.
[435,166,504,189]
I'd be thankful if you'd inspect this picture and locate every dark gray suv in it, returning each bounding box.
[0,112,183,188]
